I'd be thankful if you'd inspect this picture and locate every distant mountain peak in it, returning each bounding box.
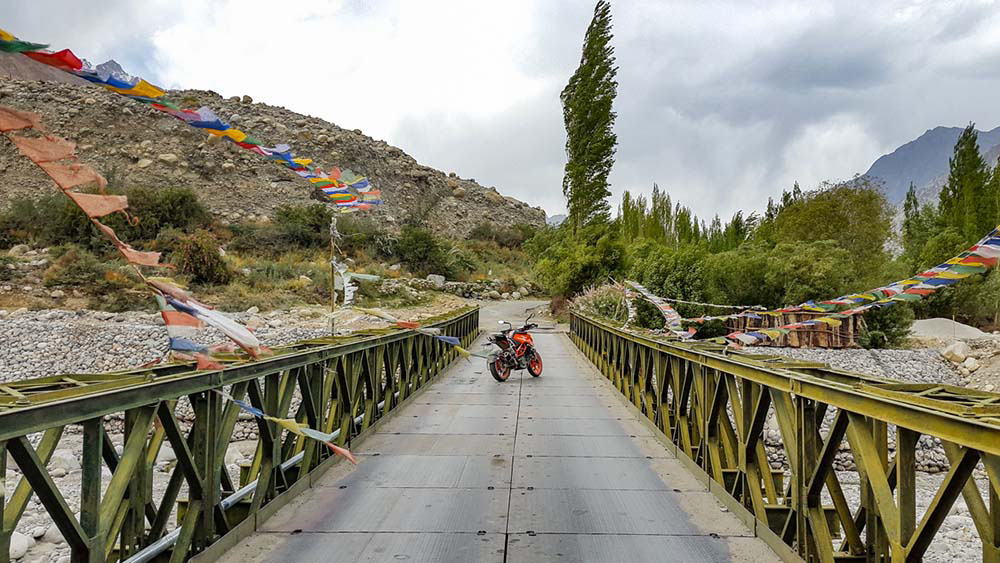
[863,125,1000,203]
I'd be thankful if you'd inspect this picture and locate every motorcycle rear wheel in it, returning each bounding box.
[490,357,511,382]
[528,352,543,377]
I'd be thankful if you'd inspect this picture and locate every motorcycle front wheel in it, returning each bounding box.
[528,351,543,377]
[489,357,511,382]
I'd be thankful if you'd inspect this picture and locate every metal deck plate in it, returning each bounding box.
[517,417,653,437]
[512,457,696,491]
[226,532,504,563]
[377,415,516,435]
[513,434,671,458]
[357,433,514,456]
[326,454,512,489]
[506,534,760,563]
[262,487,509,533]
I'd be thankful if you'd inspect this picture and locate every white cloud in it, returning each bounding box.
[8,0,1000,220]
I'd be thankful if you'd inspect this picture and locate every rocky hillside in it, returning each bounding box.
[0,62,546,238]
[864,125,1000,203]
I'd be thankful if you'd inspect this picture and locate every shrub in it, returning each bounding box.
[393,226,454,278]
[571,284,627,322]
[43,245,114,287]
[272,204,333,249]
[859,303,914,349]
[172,230,233,285]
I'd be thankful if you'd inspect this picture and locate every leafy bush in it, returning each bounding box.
[43,245,111,287]
[172,230,232,285]
[633,299,665,329]
[0,187,210,251]
[859,303,914,349]
[0,255,14,281]
[393,226,454,278]
[469,222,535,249]
[571,284,627,322]
[272,204,333,249]
[530,224,625,297]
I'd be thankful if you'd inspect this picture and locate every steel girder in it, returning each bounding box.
[570,311,1000,563]
[0,307,479,563]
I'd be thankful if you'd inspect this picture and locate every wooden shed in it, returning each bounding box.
[724,311,864,348]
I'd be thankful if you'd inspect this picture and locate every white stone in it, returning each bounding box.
[156,446,176,463]
[41,526,64,545]
[426,274,446,289]
[49,290,65,299]
[48,450,80,474]
[157,153,178,164]
[517,286,530,297]
[8,244,29,256]
[963,357,980,372]
[388,264,401,271]
[136,158,153,169]
[246,306,260,314]
[511,291,521,300]
[941,341,971,363]
[9,531,33,560]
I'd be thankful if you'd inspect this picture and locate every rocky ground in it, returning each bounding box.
[0,78,546,238]
[4,306,1000,561]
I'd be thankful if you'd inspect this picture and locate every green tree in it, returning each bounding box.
[901,183,939,270]
[561,0,618,232]
[939,123,989,242]
[770,180,892,285]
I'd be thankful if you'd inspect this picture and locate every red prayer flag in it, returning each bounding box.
[23,49,83,71]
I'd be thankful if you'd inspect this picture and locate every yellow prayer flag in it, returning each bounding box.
[815,317,843,327]
[105,79,165,99]
[0,29,15,41]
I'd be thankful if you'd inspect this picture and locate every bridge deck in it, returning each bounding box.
[216,331,781,562]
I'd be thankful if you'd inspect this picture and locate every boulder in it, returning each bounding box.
[8,244,29,256]
[426,274,446,289]
[501,292,510,300]
[157,153,178,164]
[156,446,176,463]
[963,357,980,372]
[9,531,33,560]
[241,94,253,103]
[49,290,65,299]
[487,290,502,300]
[942,342,971,363]
[517,286,530,297]
[452,187,466,198]
[511,291,521,300]
[388,264,401,271]
[48,450,81,474]
[41,526,64,545]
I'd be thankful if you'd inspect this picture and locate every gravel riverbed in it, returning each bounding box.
[1,310,996,561]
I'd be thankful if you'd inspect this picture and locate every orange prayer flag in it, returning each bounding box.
[195,353,224,371]
[119,245,165,267]
[65,191,128,219]
[161,310,202,328]
[396,321,420,329]
[8,135,76,162]
[0,106,41,132]
[148,279,189,302]
[37,161,107,191]
[324,442,358,465]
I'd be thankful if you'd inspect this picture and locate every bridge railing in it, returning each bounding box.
[570,311,1000,563]
[0,306,479,563]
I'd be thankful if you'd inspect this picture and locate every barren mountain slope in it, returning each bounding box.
[0,75,545,237]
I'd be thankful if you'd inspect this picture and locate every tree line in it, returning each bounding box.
[536,0,1000,344]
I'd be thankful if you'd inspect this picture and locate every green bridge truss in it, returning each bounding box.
[0,307,480,563]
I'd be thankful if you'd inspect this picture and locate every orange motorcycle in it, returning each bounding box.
[486,313,542,382]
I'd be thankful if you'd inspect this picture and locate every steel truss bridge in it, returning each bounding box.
[0,307,998,562]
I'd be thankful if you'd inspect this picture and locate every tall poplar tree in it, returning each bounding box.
[939,123,989,242]
[561,0,618,232]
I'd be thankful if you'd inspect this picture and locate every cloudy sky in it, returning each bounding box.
[8,0,1000,220]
